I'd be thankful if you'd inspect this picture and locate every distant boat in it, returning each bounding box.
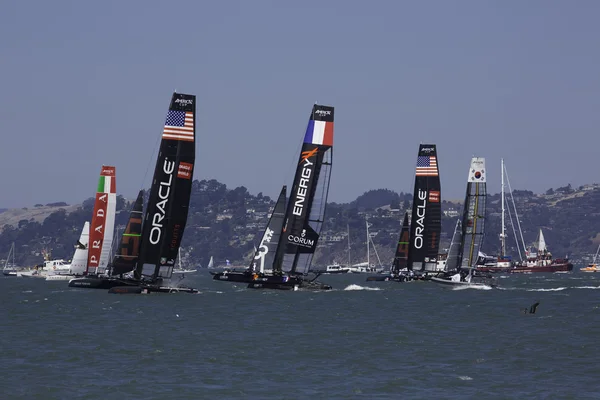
[406,144,442,276]
[46,222,90,281]
[248,104,334,291]
[510,229,573,273]
[212,185,287,283]
[431,157,495,288]
[311,262,350,274]
[2,242,21,277]
[581,244,600,272]
[173,248,197,274]
[348,217,382,273]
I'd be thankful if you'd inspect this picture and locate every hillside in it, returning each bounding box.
[1,180,599,268]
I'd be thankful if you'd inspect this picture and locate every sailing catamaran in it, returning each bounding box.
[211,185,287,283]
[50,166,117,281]
[70,92,199,294]
[248,104,334,291]
[406,144,442,277]
[431,157,495,287]
[366,212,412,282]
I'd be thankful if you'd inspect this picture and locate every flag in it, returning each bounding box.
[162,110,194,142]
[416,156,438,176]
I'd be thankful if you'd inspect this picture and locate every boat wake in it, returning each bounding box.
[527,287,567,292]
[452,285,493,291]
[343,284,382,291]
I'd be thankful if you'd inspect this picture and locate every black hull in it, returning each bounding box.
[247,275,332,291]
[108,285,199,294]
[68,276,141,289]
[366,274,411,282]
[211,271,254,283]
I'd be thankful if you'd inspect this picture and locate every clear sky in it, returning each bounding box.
[1,1,599,208]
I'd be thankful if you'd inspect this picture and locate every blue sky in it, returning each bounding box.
[1,1,599,208]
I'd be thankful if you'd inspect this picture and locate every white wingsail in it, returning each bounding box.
[69,222,90,275]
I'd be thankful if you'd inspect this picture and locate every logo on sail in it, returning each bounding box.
[149,158,175,245]
[293,147,318,217]
[288,229,316,249]
[413,189,427,249]
[177,162,193,179]
[429,191,440,203]
[174,98,193,106]
[314,109,331,116]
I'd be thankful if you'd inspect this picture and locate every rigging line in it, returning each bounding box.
[504,188,522,261]
[504,163,527,259]
[138,105,167,196]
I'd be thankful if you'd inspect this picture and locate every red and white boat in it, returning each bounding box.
[510,229,573,273]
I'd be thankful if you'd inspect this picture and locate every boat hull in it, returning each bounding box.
[247,275,332,291]
[509,263,573,273]
[366,274,411,282]
[108,285,198,294]
[68,276,140,289]
[430,276,495,288]
[211,271,255,283]
[476,266,512,273]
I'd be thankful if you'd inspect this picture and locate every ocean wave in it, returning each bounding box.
[526,287,567,292]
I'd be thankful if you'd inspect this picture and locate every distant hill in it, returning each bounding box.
[1,179,599,268]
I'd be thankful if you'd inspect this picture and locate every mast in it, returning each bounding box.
[250,185,287,273]
[366,217,370,268]
[272,104,334,275]
[86,166,117,275]
[135,92,196,281]
[406,144,442,272]
[500,158,506,257]
[347,223,351,268]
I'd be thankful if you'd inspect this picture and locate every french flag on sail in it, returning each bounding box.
[303,120,333,146]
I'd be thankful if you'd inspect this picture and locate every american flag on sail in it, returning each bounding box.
[162,110,194,142]
[416,156,438,176]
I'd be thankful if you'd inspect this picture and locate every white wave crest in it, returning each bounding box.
[573,286,600,290]
[458,376,473,381]
[452,284,493,291]
[344,284,382,291]
[527,287,567,292]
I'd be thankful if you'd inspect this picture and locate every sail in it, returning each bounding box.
[445,219,462,272]
[391,212,410,274]
[273,104,334,275]
[70,222,90,275]
[86,166,117,275]
[207,256,214,269]
[250,186,287,273]
[407,144,442,272]
[110,190,144,276]
[458,157,487,269]
[538,229,546,252]
[136,92,196,281]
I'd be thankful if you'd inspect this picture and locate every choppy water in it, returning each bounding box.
[1,272,599,399]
